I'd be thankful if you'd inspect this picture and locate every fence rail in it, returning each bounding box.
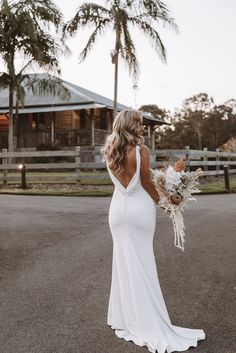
[149,146,236,177]
[0,146,236,186]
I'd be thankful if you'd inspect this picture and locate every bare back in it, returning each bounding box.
[112,145,137,189]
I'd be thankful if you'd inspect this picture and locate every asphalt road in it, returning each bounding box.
[0,194,235,353]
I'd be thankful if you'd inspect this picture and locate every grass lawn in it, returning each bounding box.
[0,172,235,196]
[198,175,236,193]
[0,171,112,185]
[0,188,113,197]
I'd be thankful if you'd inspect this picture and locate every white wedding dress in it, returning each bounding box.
[106,145,206,353]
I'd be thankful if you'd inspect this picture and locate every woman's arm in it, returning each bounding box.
[140,145,160,204]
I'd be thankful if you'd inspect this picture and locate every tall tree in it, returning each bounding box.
[0,0,67,152]
[156,94,236,150]
[180,93,214,150]
[64,0,177,119]
[139,104,168,121]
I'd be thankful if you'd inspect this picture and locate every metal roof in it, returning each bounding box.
[0,103,105,114]
[0,73,127,112]
[0,73,168,125]
[63,79,128,111]
[142,112,169,125]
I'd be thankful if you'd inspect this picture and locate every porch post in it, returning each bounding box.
[90,109,95,146]
[151,125,155,150]
[51,112,56,143]
[108,110,113,132]
[91,119,95,146]
[2,148,8,187]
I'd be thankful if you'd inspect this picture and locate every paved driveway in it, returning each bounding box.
[0,194,235,353]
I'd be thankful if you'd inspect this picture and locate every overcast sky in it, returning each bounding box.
[55,0,236,112]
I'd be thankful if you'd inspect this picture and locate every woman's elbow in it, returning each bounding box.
[140,178,154,190]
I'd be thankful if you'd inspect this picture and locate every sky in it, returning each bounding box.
[38,0,236,112]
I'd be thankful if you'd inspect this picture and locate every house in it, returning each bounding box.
[0,73,167,150]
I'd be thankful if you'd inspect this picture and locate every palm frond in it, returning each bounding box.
[129,16,167,62]
[26,75,71,101]
[0,72,10,88]
[64,3,111,37]
[20,31,61,74]
[16,84,26,108]
[127,0,178,33]
[14,0,63,30]
[120,19,139,79]
[79,19,112,62]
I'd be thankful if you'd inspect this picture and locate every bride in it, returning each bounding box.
[101,109,206,353]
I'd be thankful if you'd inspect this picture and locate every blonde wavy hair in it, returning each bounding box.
[101,109,144,174]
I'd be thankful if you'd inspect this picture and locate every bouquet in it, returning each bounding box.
[152,160,203,252]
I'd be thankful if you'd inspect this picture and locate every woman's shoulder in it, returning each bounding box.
[124,144,136,153]
[124,143,149,155]
[139,144,150,153]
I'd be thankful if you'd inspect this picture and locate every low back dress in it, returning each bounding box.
[106,144,206,353]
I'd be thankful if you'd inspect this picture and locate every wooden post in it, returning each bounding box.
[185,146,190,171]
[91,119,95,146]
[108,110,112,133]
[51,112,56,143]
[227,152,231,171]
[151,130,155,150]
[19,163,27,189]
[75,146,80,183]
[2,148,8,187]
[203,147,208,174]
[224,165,230,191]
[215,148,220,177]
[90,109,95,146]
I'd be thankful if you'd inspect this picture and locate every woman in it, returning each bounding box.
[101,109,206,353]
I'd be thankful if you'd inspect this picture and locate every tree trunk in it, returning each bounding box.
[8,52,15,153]
[14,96,20,151]
[51,112,56,143]
[8,82,14,152]
[113,28,120,121]
[197,130,202,150]
[113,55,119,120]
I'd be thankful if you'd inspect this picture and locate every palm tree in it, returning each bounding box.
[0,0,68,152]
[64,0,178,119]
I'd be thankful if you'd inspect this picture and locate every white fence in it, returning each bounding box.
[151,146,236,176]
[0,146,236,185]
